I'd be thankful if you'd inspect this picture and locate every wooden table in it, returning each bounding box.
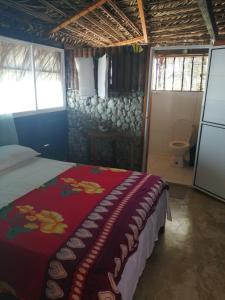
[87,130,120,167]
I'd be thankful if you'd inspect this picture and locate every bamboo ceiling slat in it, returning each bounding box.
[0,0,54,23]
[83,15,119,42]
[151,24,207,34]
[50,31,89,47]
[38,0,66,20]
[77,18,114,43]
[152,38,209,45]
[91,11,126,40]
[150,19,205,30]
[148,12,202,22]
[2,0,225,46]
[50,0,108,34]
[147,0,196,11]
[99,7,134,39]
[74,21,111,45]
[64,26,106,47]
[107,0,141,36]
[153,31,210,38]
[106,35,144,47]
[148,7,200,17]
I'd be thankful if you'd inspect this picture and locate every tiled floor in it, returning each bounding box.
[134,185,225,300]
[148,154,193,186]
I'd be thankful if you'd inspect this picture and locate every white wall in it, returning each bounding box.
[149,91,203,156]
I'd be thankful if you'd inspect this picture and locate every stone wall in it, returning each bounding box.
[67,90,144,171]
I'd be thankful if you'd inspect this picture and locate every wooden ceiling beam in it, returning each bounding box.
[106,36,144,47]
[137,0,148,43]
[107,0,141,36]
[50,0,108,34]
[197,0,218,42]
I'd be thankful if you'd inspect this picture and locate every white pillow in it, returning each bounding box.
[0,145,40,172]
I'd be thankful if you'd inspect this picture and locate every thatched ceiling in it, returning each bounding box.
[0,0,225,48]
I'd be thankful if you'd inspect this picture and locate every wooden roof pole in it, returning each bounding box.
[137,0,148,43]
[107,0,141,36]
[50,0,108,34]
[197,0,218,42]
[106,36,144,47]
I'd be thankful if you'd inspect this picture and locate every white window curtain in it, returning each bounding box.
[34,47,63,109]
[0,39,64,114]
[75,57,95,97]
[0,114,18,146]
[98,54,109,98]
[0,40,35,114]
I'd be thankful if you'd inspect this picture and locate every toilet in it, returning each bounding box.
[169,119,193,168]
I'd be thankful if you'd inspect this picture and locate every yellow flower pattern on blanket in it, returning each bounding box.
[61,178,105,194]
[16,205,68,234]
[16,205,35,215]
[99,167,127,173]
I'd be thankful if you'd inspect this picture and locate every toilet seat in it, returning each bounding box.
[168,119,193,167]
[169,140,189,149]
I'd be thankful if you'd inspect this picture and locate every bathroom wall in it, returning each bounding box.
[149,91,203,156]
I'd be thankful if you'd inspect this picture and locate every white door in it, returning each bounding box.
[194,47,225,202]
[203,48,225,126]
[194,124,225,200]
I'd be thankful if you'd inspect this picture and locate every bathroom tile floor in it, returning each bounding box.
[148,154,193,186]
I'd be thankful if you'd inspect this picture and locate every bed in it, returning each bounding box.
[0,153,170,300]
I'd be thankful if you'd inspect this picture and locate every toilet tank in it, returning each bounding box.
[172,119,193,142]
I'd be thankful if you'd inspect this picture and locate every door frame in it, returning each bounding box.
[141,44,211,172]
[193,45,225,202]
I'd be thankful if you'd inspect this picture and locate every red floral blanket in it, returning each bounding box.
[0,165,167,300]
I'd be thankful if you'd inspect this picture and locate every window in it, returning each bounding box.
[152,54,208,92]
[0,37,65,115]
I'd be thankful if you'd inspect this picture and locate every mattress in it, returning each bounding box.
[0,158,169,300]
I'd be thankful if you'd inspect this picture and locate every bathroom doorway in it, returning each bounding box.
[146,47,209,186]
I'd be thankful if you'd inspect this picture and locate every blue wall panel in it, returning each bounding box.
[14,111,68,161]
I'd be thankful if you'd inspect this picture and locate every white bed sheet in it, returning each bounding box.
[0,157,75,209]
[118,190,168,300]
[0,158,168,300]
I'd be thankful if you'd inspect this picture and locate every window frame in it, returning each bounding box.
[152,54,208,93]
[0,35,66,117]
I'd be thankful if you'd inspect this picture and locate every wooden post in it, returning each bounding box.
[141,46,153,172]
[197,0,217,42]
[137,0,148,43]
